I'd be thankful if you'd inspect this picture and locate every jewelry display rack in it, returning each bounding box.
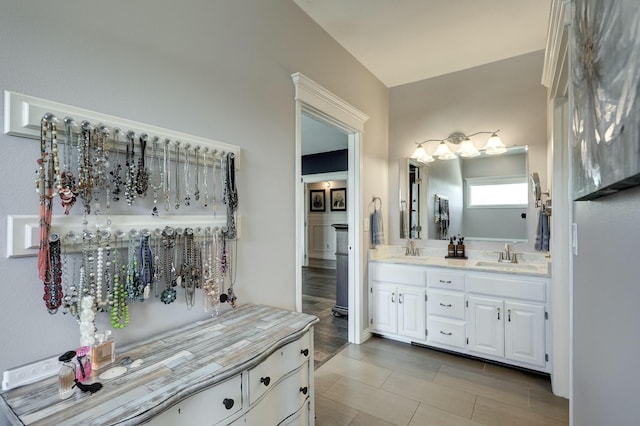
[4,91,241,258]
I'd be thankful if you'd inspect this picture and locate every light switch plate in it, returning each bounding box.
[363,216,369,231]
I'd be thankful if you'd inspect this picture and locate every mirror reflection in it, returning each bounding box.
[406,146,529,241]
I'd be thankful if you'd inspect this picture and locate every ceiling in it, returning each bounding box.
[293,0,552,87]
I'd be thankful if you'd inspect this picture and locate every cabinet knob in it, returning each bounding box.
[260,376,271,386]
[300,348,309,357]
[223,398,234,410]
[299,386,308,395]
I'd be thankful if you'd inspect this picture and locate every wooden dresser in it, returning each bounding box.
[0,305,318,425]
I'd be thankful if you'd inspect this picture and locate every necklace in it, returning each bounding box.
[139,231,153,299]
[37,114,56,284]
[59,117,79,214]
[110,231,129,328]
[194,146,201,202]
[224,152,238,239]
[136,134,149,196]
[78,121,93,214]
[183,144,192,206]
[149,137,164,216]
[160,227,177,304]
[62,231,79,317]
[182,228,199,309]
[174,142,181,210]
[163,139,171,212]
[202,148,209,207]
[125,131,138,206]
[126,231,142,301]
[110,128,124,202]
[45,233,63,314]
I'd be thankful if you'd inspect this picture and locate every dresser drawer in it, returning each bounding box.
[248,331,311,405]
[427,317,466,349]
[427,270,465,291]
[150,374,242,426]
[241,363,309,425]
[427,289,465,320]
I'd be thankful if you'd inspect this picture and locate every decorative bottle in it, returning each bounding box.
[447,237,456,257]
[58,350,77,400]
[91,330,115,371]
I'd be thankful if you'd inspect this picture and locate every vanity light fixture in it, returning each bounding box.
[412,129,506,161]
[410,143,435,163]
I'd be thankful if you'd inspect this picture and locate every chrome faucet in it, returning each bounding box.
[498,244,517,263]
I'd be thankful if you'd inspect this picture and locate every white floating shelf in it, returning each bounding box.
[7,214,241,258]
[3,90,241,165]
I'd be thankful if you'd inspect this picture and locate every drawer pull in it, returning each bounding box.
[508,309,511,322]
[497,307,501,320]
[440,331,453,336]
[439,303,452,307]
[223,398,235,410]
[260,376,271,387]
[299,386,308,395]
[300,348,309,357]
[439,279,452,284]
[391,292,395,303]
[398,294,403,304]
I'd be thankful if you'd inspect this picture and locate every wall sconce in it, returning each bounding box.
[411,130,507,163]
[325,181,332,189]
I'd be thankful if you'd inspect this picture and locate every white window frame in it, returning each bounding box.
[465,175,528,209]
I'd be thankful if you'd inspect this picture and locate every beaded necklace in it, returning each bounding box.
[45,233,63,314]
[78,121,93,214]
[62,231,79,317]
[181,228,199,309]
[59,117,79,214]
[110,128,124,202]
[110,231,129,328]
[194,146,201,202]
[183,144,192,206]
[163,139,171,212]
[37,114,56,284]
[174,142,181,210]
[136,134,149,196]
[139,231,153,300]
[125,131,138,206]
[202,148,209,208]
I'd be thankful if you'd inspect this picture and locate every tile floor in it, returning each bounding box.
[314,336,569,426]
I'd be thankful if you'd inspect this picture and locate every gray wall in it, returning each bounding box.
[389,51,548,251]
[426,158,463,239]
[0,0,389,375]
[573,186,640,425]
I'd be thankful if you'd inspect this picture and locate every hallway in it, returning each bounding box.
[302,267,349,369]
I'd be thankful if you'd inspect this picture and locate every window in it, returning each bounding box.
[466,176,528,208]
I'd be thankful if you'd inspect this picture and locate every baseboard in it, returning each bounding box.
[307,258,336,270]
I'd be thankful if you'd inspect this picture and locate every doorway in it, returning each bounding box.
[292,73,369,352]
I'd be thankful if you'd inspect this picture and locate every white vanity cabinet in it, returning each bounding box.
[368,261,550,373]
[466,273,548,369]
[369,263,426,342]
[426,270,466,349]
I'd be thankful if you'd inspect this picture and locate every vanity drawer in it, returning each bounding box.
[427,317,466,349]
[427,270,465,291]
[427,289,465,320]
[370,262,425,286]
[466,274,546,302]
[248,331,311,404]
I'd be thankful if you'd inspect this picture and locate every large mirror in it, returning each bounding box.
[403,146,529,242]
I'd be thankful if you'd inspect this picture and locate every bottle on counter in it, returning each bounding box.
[456,236,465,258]
[58,350,77,400]
[447,237,456,257]
[91,330,115,371]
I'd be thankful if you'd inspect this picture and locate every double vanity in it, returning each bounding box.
[369,246,551,373]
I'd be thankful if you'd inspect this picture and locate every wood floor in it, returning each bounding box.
[314,337,569,426]
[303,266,568,425]
[302,267,348,369]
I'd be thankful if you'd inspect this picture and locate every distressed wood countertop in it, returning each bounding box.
[0,304,318,426]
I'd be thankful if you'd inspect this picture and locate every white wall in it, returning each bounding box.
[572,187,640,425]
[0,0,388,375]
[306,181,348,262]
[389,51,548,252]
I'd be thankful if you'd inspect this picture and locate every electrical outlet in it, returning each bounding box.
[363,216,370,231]
[2,356,60,391]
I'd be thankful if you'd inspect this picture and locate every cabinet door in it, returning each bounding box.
[371,283,397,334]
[505,301,546,367]
[467,296,504,357]
[397,286,426,340]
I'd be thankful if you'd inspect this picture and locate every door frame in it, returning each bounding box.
[292,73,369,344]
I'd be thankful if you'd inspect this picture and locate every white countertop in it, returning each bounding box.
[369,246,550,277]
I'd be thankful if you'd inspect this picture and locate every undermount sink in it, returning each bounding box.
[474,261,539,271]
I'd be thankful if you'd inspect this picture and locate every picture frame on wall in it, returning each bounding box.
[330,188,347,211]
[570,0,640,200]
[309,189,325,212]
